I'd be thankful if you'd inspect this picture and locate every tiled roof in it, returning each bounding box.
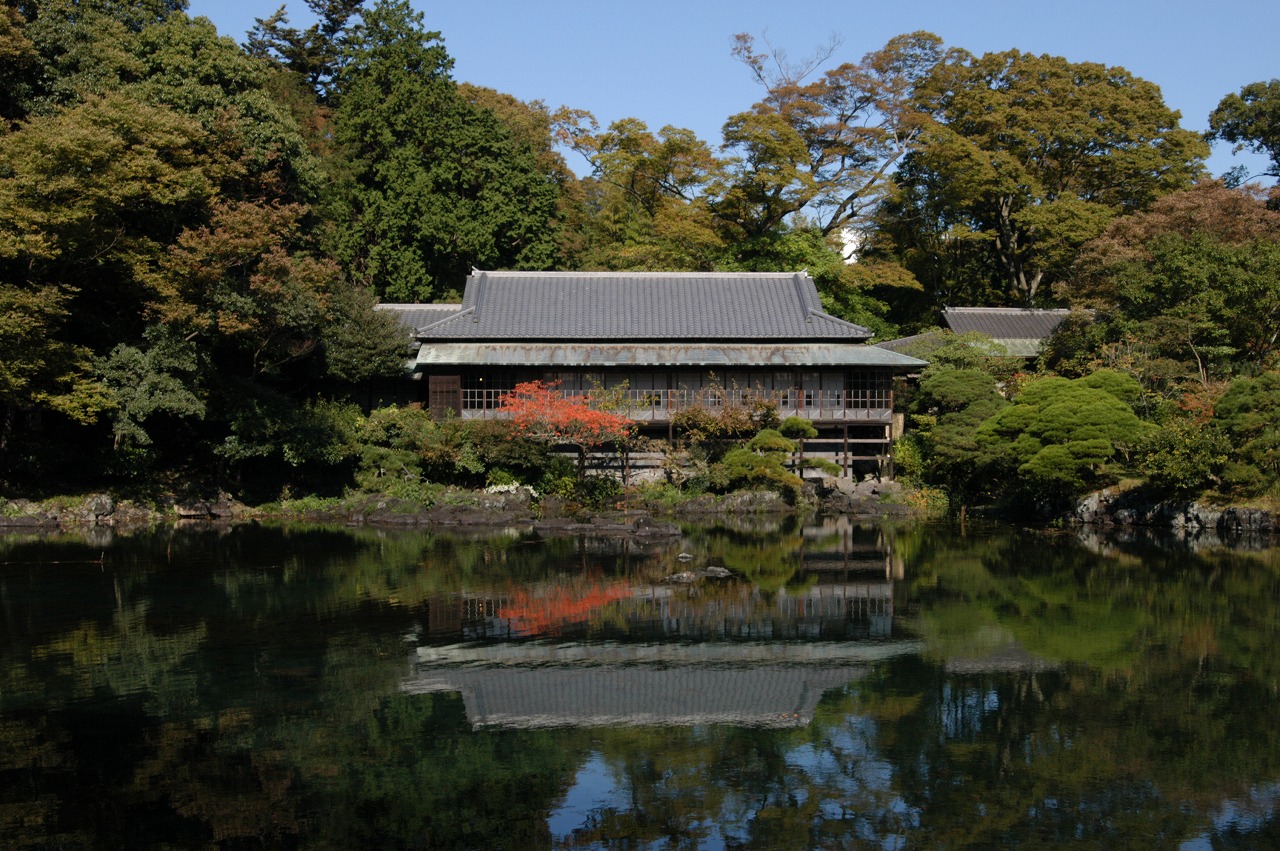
[418,271,872,341]
[871,330,947,354]
[376,303,463,335]
[942,307,1071,342]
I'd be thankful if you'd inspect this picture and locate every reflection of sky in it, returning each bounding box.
[1179,781,1280,849]
[547,754,611,840]
[547,752,739,849]
[548,714,921,848]
[940,682,1001,740]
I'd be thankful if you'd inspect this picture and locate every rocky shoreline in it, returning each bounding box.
[1072,488,1279,537]
[0,477,911,539]
[7,481,1274,542]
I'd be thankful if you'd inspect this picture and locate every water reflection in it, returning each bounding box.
[407,523,912,732]
[405,640,917,729]
[1,521,1279,848]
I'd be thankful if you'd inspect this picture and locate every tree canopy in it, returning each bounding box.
[885,49,1208,306]
[1061,182,1280,383]
[975,371,1150,504]
[1210,79,1280,181]
[326,0,562,301]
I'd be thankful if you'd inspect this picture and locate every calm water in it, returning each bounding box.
[1,518,1279,849]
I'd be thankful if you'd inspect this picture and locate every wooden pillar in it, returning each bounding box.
[842,425,849,479]
[886,423,895,481]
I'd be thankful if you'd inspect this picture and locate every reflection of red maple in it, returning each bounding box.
[497,581,632,637]
[497,381,633,472]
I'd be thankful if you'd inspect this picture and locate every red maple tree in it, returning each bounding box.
[497,380,633,473]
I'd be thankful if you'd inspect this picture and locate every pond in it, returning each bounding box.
[1,518,1278,849]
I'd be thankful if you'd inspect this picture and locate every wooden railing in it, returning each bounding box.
[456,388,892,423]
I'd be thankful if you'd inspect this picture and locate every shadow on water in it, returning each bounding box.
[1,520,1279,848]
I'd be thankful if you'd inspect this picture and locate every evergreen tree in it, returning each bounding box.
[328,0,560,301]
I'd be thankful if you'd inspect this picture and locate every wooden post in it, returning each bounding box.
[842,425,849,479]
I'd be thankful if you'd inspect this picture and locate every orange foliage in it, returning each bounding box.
[1178,380,1230,424]
[497,380,633,448]
[497,580,632,636]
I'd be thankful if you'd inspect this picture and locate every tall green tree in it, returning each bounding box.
[1209,79,1280,181]
[892,49,1208,305]
[5,0,187,117]
[328,0,560,301]
[0,3,37,120]
[714,31,944,240]
[0,5,402,488]
[912,366,1007,505]
[246,0,366,101]
[0,284,109,453]
[1212,370,1280,495]
[563,117,725,271]
[0,91,214,351]
[129,12,321,201]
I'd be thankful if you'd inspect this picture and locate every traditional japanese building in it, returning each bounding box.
[378,270,927,475]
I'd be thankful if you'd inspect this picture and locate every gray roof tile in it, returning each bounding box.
[420,271,872,341]
[942,307,1071,341]
[415,342,926,368]
[376,303,463,335]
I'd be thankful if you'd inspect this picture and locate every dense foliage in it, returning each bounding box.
[0,1,1277,510]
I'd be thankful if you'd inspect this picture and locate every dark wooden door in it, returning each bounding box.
[428,375,462,417]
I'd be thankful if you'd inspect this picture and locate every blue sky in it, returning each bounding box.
[187,0,1278,180]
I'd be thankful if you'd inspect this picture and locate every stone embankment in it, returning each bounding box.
[1,477,919,540]
[1072,488,1278,537]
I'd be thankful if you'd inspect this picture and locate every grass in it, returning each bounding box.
[878,483,950,517]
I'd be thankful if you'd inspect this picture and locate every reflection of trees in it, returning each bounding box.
[678,519,807,592]
[0,527,599,846]
[3,524,1280,846]
[867,528,1280,847]
[554,694,919,849]
[495,578,633,637]
[549,530,1280,847]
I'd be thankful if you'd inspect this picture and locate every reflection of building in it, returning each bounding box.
[407,556,919,729]
[402,641,921,729]
[407,523,915,729]
[422,581,896,642]
[800,517,903,578]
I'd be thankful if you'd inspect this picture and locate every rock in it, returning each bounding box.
[1071,488,1278,538]
[85,494,115,521]
[175,501,215,519]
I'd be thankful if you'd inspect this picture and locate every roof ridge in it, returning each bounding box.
[791,272,814,321]
[376,302,463,308]
[944,306,1071,313]
[471,271,488,322]
[472,270,809,278]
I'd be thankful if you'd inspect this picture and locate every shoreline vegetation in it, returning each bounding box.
[2,482,1276,541]
[0,478,919,537]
